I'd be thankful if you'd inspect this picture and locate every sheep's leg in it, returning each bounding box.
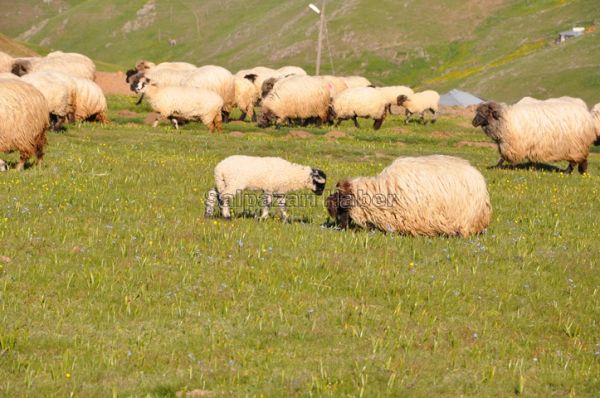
[260,193,272,219]
[334,118,342,127]
[204,188,218,218]
[274,194,288,221]
[220,192,233,219]
[171,118,179,130]
[251,111,257,123]
[352,116,360,128]
[222,111,230,123]
[564,161,576,174]
[373,118,384,130]
[404,110,412,124]
[420,112,427,125]
[16,152,29,171]
[238,111,247,122]
[152,115,164,128]
[578,159,588,174]
[35,135,46,168]
[54,116,66,131]
[430,108,437,124]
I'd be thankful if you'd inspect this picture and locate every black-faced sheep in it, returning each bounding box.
[397,90,440,124]
[0,79,49,170]
[326,155,491,237]
[205,155,327,220]
[473,100,597,173]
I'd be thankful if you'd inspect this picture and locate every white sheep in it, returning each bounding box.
[13,51,96,80]
[258,76,331,128]
[205,155,327,220]
[133,76,224,132]
[330,87,388,129]
[376,85,414,113]
[181,65,235,121]
[397,90,440,124]
[135,60,196,72]
[72,77,109,123]
[21,71,73,130]
[0,78,49,170]
[472,100,597,173]
[234,76,259,122]
[0,72,20,80]
[277,66,307,76]
[326,155,492,237]
[341,76,372,88]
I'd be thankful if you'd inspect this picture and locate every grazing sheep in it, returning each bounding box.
[592,103,600,144]
[315,75,348,97]
[277,66,307,76]
[132,76,224,132]
[72,77,109,123]
[13,51,96,80]
[377,85,414,113]
[181,65,235,122]
[0,51,13,73]
[397,90,440,124]
[326,155,491,237]
[341,76,372,88]
[330,87,388,130]
[21,71,73,130]
[205,155,327,220]
[472,100,597,173]
[0,78,49,170]
[234,76,259,122]
[258,76,331,128]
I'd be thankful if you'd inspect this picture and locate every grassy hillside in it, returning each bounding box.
[1,0,599,103]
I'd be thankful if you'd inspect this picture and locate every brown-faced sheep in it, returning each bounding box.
[473,100,597,173]
[326,155,491,237]
[0,79,49,170]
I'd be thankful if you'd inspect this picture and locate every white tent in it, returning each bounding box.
[440,89,484,107]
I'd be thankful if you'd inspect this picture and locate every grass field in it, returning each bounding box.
[1,97,599,397]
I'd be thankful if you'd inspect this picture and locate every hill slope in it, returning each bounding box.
[1,0,599,103]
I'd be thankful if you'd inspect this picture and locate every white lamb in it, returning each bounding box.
[205,155,327,220]
[397,90,440,124]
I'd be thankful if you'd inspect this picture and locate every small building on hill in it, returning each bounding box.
[556,27,585,44]
[440,89,483,107]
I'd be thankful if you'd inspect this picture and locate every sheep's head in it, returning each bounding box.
[0,159,8,172]
[397,94,409,106]
[11,60,30,76]
[135,60,155,72]
[257,108,275,128]
[261,77,278,99]
[310,169,327,195]
[130,76,152,105]
[326,181,353,229]
[472,102,502,128]
[125,69,138,83]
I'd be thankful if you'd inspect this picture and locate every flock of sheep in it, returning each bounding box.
[1,49,600,236]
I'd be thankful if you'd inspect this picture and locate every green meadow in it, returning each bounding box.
[1,96,599,396]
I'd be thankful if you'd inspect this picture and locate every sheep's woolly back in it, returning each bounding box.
[342,76,372,88]
[182,65,235,113]
[377,86,414,105]
[234,77,259,116]
[72,77,108,122]
[154,61,196,71]
[277,66,307,76]
[235,66,276,79]
[144,84,224,127]
[214,155,313,195]
[0,72,20,80]
[403,90,440,113]
[21,71,71,118]
[518,96,588,109]
[261,76,330,122]
[34,51,96,80]
[484,100,596,163]
[315,75,348,97]
[0,51,13,73]
[591,103,600,138]
[0,78,49,156]
[344,155,491,237]
[145,67,192,87]
[333,87,388,119]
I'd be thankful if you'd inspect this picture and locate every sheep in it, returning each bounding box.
[0,78,49,171]
[134,60,196,72]
[0,51,13,73]
[326,155,491,237]
[0,159,7,172]
[132,75,224,132]
[589,103,600,145]
[204,155,327,220]
[518,96,588,109]
[21,71,73,130]
[0,72,20,80]
[314,75,348,97]
[376,85,414,113]
[472,100,597,174]
[277,66,307,76]
[341,76,372,88]
[72,77,109,123]
[257,75,331,128]
[330,87,388,130]
[234,76,259,122]
[13,52,96,80]
[397,90,440,124]
[181,65,235,122]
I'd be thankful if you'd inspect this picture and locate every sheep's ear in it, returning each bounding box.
[244,73,258,82]
[125,69,137,82]
[311,168,327,182]
[491,110,500,120]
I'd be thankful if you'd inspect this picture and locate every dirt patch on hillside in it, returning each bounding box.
[144,112,160,125]
[389,127,409,134]
[118,110,139,118]
[440,105,477,118]
[324,130,349,141]
[431,131,452,138]
[455,141,496,149]
[96,71,134,96]
[287,130,313,139]
[229,131,245,137]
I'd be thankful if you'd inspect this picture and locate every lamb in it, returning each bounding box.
[377,85,414,113]
[72,77,109,123]
[0,78,49,170]
[342,76,372,88]
[330,87,388,129]
[132,76,224,132]
[204,155,327,220]
[21,71,73,130]
[257,76,331,128]
[181,65,235,122]
[472,100,597,173]
[397,90,440,124]
[234,76,259,122]
[326,155,491,237]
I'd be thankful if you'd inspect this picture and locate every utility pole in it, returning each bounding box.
[316,0,326,76]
